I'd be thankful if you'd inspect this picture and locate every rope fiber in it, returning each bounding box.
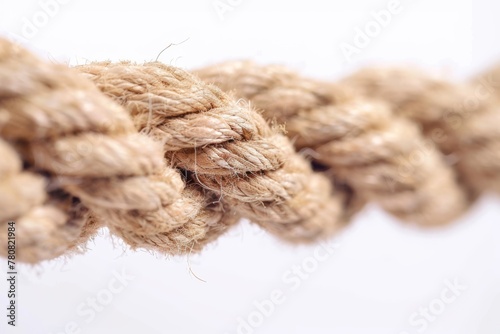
[0,38,498,263]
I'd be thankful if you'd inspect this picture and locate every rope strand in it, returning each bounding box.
[0,38,498,263]
[196,61,470,225]
[76,61,348,242]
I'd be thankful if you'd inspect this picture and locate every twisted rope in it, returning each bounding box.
[0,39,235,262]
[0,38,498,263]
[342,66,500,195]
[75,62,348,242]
[195,61,471,225]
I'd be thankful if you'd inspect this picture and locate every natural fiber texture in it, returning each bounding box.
[0,138,92,263]
[0,38,498,264]
[342,66,500,195]
[76,62,347,242]
[0,39,235,262]
[196,61,470,225]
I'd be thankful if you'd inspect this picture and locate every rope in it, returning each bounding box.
[342,67,500,195]
[0,38,498,263]
[75,62,348,242]
[0,39,235,262]
[195,61,474,224]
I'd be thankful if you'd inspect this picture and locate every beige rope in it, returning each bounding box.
[0,38,498,263]
[75,61,348,242]
[341,66,500,195]
[0,39,235,262]
[195,61,470,225]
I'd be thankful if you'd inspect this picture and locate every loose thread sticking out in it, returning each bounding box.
[0,38,498,264]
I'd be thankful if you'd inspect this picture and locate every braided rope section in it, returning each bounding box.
[196,61,470,225]
[0,137,92,263]
[76,62,348,242]
[0,39,235,262]
[342,66,500,195]
[0,38,498,264]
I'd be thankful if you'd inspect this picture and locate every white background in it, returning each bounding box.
[0,0,499,333]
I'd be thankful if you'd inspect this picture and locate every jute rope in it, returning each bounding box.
[341,67,500,195]
[195,62,473,224]
[0,38,498,263]
[0,39,236,262]
[75,62,348,243]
